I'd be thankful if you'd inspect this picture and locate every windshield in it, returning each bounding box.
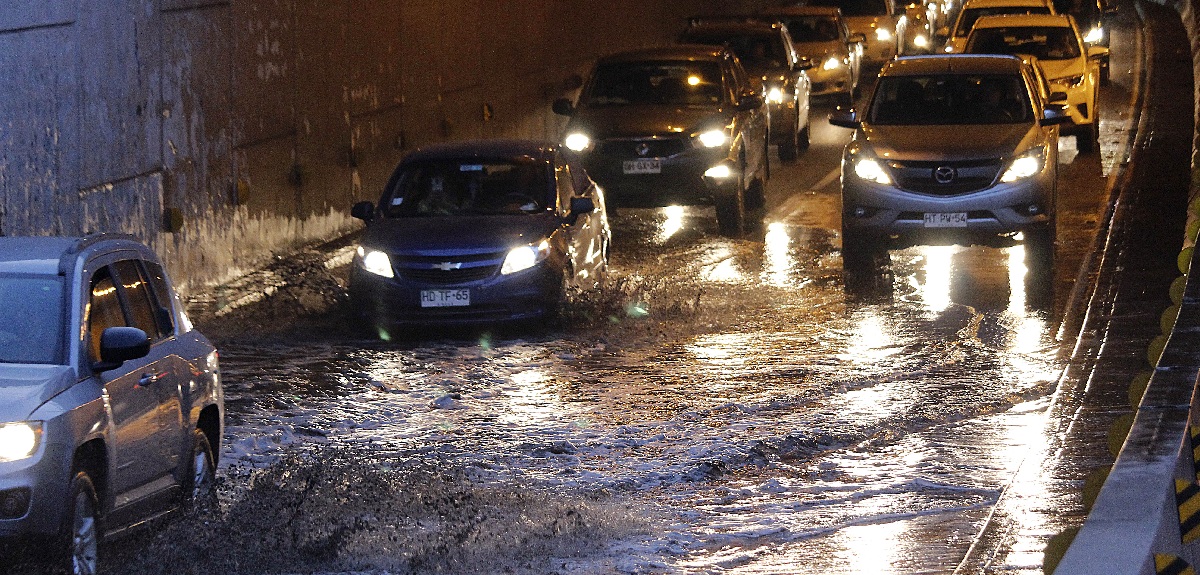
[583,61,724,106]
[807,0,890,17]
[681,32,787,68]
[0,275,65,364]
[381,159,551,217]
[783,16,843,42]
[965,26,1081,60]
[955,7,1053,37]
[869,74,1033,125]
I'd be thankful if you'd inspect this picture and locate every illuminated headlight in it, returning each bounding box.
[944,45,955,53]
[357,246,394,278]
[913,34,929,48]
[564,132,592,152]
[0,422,42,462]
[696,129,729,148]
[854,158,892,185]
[823,56,843,71]
[1083,26,1104,44]
[766,86,785,104]
[704,164,734,179]
[501,240,550,275]
[876,28,893,42]
[1001,147,1046,182]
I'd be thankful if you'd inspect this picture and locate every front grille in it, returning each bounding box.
[889,158,1003,196]
[397,264,499,284]
[597,138,689,158]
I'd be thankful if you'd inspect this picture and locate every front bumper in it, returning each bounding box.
[0,433,71,541]
[582,146,736,207]
[808,65,854,97]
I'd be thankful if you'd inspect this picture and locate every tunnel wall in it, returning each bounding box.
[0,0,754,296]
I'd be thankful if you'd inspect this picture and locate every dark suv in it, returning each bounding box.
[553,44,769,235]
[0,234,223,575]
[678,20,813,161]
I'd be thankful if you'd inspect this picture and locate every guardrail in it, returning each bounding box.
[1053,0,1200,571]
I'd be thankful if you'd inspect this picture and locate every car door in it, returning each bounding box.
[89,259,185,508]
[727,54,768,179]
[555,159,604,285]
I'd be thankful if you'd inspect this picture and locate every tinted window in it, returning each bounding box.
[681,31,787,68]
[0,275,64,364]
[141,261,177,337]
[869,74,1033,125]
[381,159,551,217]
[583,61,724,106]
[965,26,1081,59]
[808,0,890,17]
[784,16,843,42]
[955,7,1053,37]
[88,269,125,361]
[112,260,164,342]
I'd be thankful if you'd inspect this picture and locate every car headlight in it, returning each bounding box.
[1001,147,1046,183]
[501,240,550,275]
[823,56,843,71]
[0,422,42,462]
[876,28,893,42]
[913,34,929,48]
[704,164,734,179]
[766,86,785,104]
[357,246,394,278]
[564,132,592,152]
[1083,26,1104,44]
[854,158,892,185]
[695,129,729,148]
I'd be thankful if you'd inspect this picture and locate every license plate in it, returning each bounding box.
[923,212,969,228]
[623,159,662,174]
[420,288,470,307]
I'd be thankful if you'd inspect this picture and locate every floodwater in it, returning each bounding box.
[78,20,1145,575]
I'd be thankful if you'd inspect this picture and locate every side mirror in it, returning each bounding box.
[829,109,861,129]
[94,326,150,372]
[736,93,764,111]
[797,56,815,71]
[848,32,867,44]
[565,196,596,225]
[1048,91,1068,103]
[351,200,375,222]
[552,98,575,116]
[1040,106,1072,126]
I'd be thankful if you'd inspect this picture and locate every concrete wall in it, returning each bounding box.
[0,0,745,295]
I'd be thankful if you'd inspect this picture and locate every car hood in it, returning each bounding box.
[362,214,560,256]
[861,124,1035,160]
[794,41,842,61]
[0,364,76,421]
[1037,57,1086,81]
[570,105,728,139]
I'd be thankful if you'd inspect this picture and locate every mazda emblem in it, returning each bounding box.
[934,166,957,184]
[636,143,652,157]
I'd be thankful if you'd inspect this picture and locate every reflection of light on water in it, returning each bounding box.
[659,205,685,241]
[763,222,793,287]
[1006,245,1051,358]
[1007,245,1028,312]
[498,369,562,425]
[842,312,900,364]
[836,518,907,573]
[702,247,744,283]
[920,246,955,312]
[688,333,752,369]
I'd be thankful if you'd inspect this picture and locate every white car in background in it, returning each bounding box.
[963,13,1107,152]
[800,0,900,67]
[939,0,1056,53]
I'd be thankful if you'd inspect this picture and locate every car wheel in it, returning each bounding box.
[715,171,747,237]
[798,122,811,151]
[184,429,217,510]
[841,226,892,298]
[63,471,99,575]
[1100,58,1111,86]
[1025,220,1056,269]
[1077,117,1099,153]
[779,110,799,162]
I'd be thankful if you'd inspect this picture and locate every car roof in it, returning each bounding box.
[763,6,843,17]
[597,44,728,64]
[960,0,1055,9]
[880,54,1027,76]
[401,139,558,165]
[682,20,786,37]
[0,234,149,275]
[969,13,1074,28]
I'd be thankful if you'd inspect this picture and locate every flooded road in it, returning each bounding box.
[81,15,1147,575]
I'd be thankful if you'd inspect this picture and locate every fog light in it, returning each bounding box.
[0,488,31,519]
[1025,203,1043,215]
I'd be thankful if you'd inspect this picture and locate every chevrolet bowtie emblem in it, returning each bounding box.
[434,262,463,271]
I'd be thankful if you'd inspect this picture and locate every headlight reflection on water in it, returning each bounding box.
[763,222,794,287]
[659,205,686,241]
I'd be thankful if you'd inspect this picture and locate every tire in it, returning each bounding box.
[797,122,810,152]
[778,110,799,162]
[63,471,99,575]
[184,429,217,510]
[715,189,746,237]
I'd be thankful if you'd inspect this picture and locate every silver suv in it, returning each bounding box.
[0,234,223,575]
[830,54,1069,268]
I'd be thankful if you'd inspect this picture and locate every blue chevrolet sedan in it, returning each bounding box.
[348,140,611,334]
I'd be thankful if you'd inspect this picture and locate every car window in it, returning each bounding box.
[0,274,64,364]
[785,16,844,42]
[681,31,787,68]
[87,268,126,361]
[965,26,1081,59]
[112,259,166,343]
[869,74,1033,125]
[381,159,551,217]
[141,260,178,337]
[583,61,724,106]
[954,7,1053,37]
[808,0,891,17]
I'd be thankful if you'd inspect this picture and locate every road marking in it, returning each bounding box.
[770,167,841,223]
[1155,554,1196,575]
